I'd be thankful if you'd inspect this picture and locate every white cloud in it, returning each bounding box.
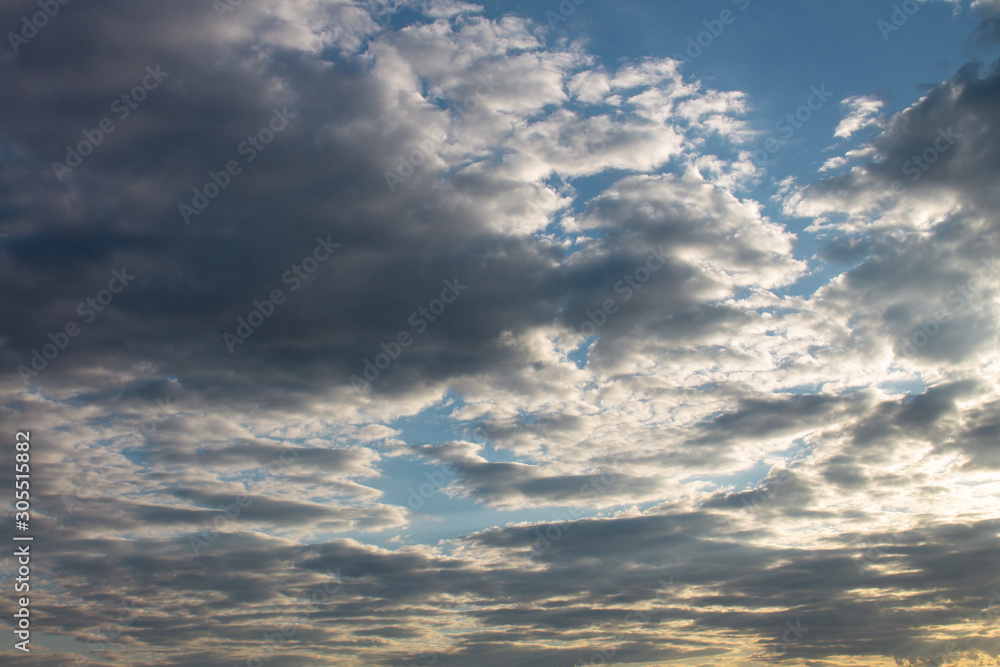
[833,94,883,139]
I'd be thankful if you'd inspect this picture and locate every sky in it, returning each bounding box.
[1,0,1000,665]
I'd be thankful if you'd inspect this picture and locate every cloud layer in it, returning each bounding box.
[1,0,999,665]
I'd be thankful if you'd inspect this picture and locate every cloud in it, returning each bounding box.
[972,0,1000,42]
[1,0,999,664]
[833,94,884,139]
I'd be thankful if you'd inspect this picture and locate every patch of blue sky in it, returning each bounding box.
[686,437,810,493]
[684,458,772,492]
[776,382,829,396]
[568,335,597,369]
[387,391,461,445]
[878,376,928,396]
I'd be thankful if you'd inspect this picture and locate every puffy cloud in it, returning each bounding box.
[833,94,884,139]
